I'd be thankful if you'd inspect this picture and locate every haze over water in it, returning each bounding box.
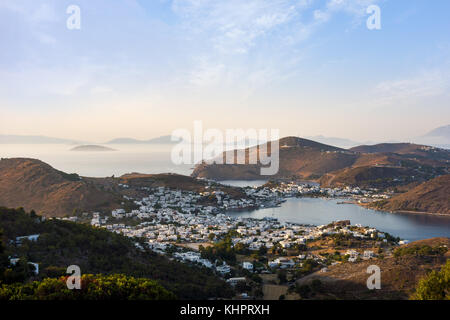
[0,144,192,177]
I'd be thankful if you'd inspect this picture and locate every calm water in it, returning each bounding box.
[227,197,450,241]
[0,144,192,177]
[219,180,268,188]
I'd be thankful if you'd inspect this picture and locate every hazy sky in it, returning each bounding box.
[0,0,449,142]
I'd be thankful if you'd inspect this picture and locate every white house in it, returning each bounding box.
[242,262,253,271]
[16,234,40,245]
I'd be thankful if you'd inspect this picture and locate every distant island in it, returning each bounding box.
[106,135,183,145]
[70,145,116,152]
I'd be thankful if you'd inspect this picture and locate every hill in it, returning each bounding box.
[106,135,182,144]
[0,158,122,217]
[192,136,357,180]
[0,134,82,145]
[423,124,450,140]
[295,237,450,300]
[0,158,248,217]
[305,135,367,148]
[372,175,450,215]
[192,137,450,184]
[0,207,232,299]
[350,143,449,160]
[319,166,419,189]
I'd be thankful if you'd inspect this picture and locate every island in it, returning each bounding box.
[70,145,116,152]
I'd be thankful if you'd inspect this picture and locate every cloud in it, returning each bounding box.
[171,0,312,54]
[374,67,450,105]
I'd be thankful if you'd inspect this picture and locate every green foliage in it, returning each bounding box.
[394,245,448,258]
[200,237,236,265]
[0,274,175,300]
[412,260,450,300]
[56,170,81,182]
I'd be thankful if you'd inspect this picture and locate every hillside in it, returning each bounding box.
[350,143,449,160]
[372,175,450,215]
[0,158,248,217]
[295,237,450,300]
[0,158,122,217]
[319,166,418,189]
[0,207,232,299]
[192,137,450,184]
[192,137,357,180]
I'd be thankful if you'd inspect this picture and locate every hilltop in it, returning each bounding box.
[371,175,450,215]
[192,136,356,180]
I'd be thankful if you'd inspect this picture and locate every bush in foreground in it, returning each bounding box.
[412,260,450,300]
[0,274,176,300]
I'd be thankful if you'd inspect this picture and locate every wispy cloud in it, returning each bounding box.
[171,0,312,54]
[374,67,450,105]
[170,0,383,90]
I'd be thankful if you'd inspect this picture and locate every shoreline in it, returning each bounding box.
[358,202,450,217]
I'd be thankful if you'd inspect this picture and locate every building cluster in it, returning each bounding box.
[262,182,392,201]
[90,189,394,275]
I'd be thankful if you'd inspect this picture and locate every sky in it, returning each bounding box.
[0,0,449,142]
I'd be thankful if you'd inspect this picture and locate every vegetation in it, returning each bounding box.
[394,245,448,258]
[199,233,237,265]
[412,260,450,300]
[0,274,175,300]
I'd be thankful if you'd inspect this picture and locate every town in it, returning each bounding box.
[56,180,403,299]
